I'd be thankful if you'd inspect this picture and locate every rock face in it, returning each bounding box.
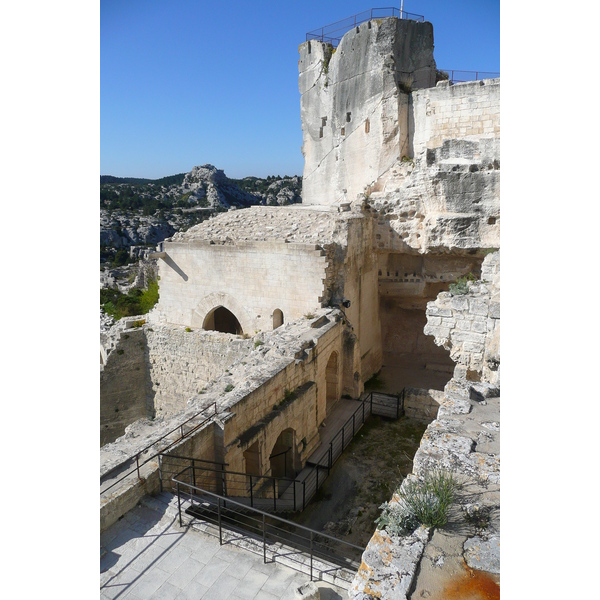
[100,210,177,249]
[299,18,436,206]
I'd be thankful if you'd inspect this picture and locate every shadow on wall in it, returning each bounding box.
[163,255,188,281]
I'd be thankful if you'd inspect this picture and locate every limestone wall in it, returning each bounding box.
[424,252,500,382]
[154,239,329,332]
[222,318,345,477]
[403,387,442,423]
[299,17,436,206]
[366,78,500,254]
[350,253,500,599]
[145,326,254,416]
[411,79,500,155]
[100,328,150,446]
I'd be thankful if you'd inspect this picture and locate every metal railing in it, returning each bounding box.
[156,391,404,514]
[100,402,218,495]
[172,473,363,583]
[438,69,500,83]
[301,391,404,502]
[306,8,424,47]
[162,456,306,512]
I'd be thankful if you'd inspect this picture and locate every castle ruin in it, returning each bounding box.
[101,13,500,598]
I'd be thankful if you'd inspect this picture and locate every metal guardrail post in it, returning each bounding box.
[158,455,163,492]
[310,531,314,580]
[177,482,182,527]
[218,497,222,545]
[353,413,355,438]
[263,514,266,563]
[342,427,345,452]
[273,478,277,511]
[303,480,306,510]
[192,459,196,489]
[294,479,297,511]
[136,453,141,479]
[250,475,254,507]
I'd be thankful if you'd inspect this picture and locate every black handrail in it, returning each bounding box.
[170,459,305,511]
[438,69,500,83]
[306,7,424,47]
[100,402,218,495]
[173,471,363,582]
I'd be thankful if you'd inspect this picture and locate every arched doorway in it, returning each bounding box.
[273,309,284,329]
[269,428,297,479]
[203,306,243,335]
[326,351,339,414]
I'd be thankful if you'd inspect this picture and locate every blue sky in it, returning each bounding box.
[101,0,499,180]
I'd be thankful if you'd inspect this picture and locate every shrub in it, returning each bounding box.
[254,340,264,348]
[224,384,235,393]
[448,273,476,295]
[100,278,159,320]
[375,470,458,534]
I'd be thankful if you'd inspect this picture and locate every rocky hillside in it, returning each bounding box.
[100,165,302,261]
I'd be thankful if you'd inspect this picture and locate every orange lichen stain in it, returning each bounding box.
[442,566,500,600]
[358,561,373,577]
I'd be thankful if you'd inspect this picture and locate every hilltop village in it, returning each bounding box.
[101,14,499,599]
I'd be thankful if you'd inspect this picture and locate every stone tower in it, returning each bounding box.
[298,17,436,205]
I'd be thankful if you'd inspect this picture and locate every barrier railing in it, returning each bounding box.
[172,472,363,582]
[100,402,217,495]
[163,457,305,512]
[438,69,500,83]
[300,390,404,505]
[306,7,424,47]
[156,391,404,514]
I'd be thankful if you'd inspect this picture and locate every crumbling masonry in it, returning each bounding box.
[101,15,500,597]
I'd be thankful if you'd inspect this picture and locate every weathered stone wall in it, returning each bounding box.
[222,317,345,477]
[100,328,150,446]
[366,78,500,254]
[403,387,442,423]
[350,253,500,599]
[411,78,500,155]
[145,326,254,417]
[299,17,436,206]
[424,252,500,382]
[100,309,351,529]
[154,239,329,332]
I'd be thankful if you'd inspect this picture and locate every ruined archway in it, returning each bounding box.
[269,428,297,479]
[203,306,243,335]
[273,309,284,329]
[325,351,339,414]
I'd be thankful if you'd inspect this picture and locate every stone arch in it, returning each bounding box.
[269,428,297,479]
[191,291,253,334]
[325,350,339,414]
[273,309,284,330]
[203,306,243,335]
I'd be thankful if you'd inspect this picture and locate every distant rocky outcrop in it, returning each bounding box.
[100,165,302,257]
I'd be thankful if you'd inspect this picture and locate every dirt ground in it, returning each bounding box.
[289,415,428,548]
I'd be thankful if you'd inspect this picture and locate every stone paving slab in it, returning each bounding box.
[101,496,345,600]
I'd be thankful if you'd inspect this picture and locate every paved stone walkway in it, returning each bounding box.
[100,497,344,600]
